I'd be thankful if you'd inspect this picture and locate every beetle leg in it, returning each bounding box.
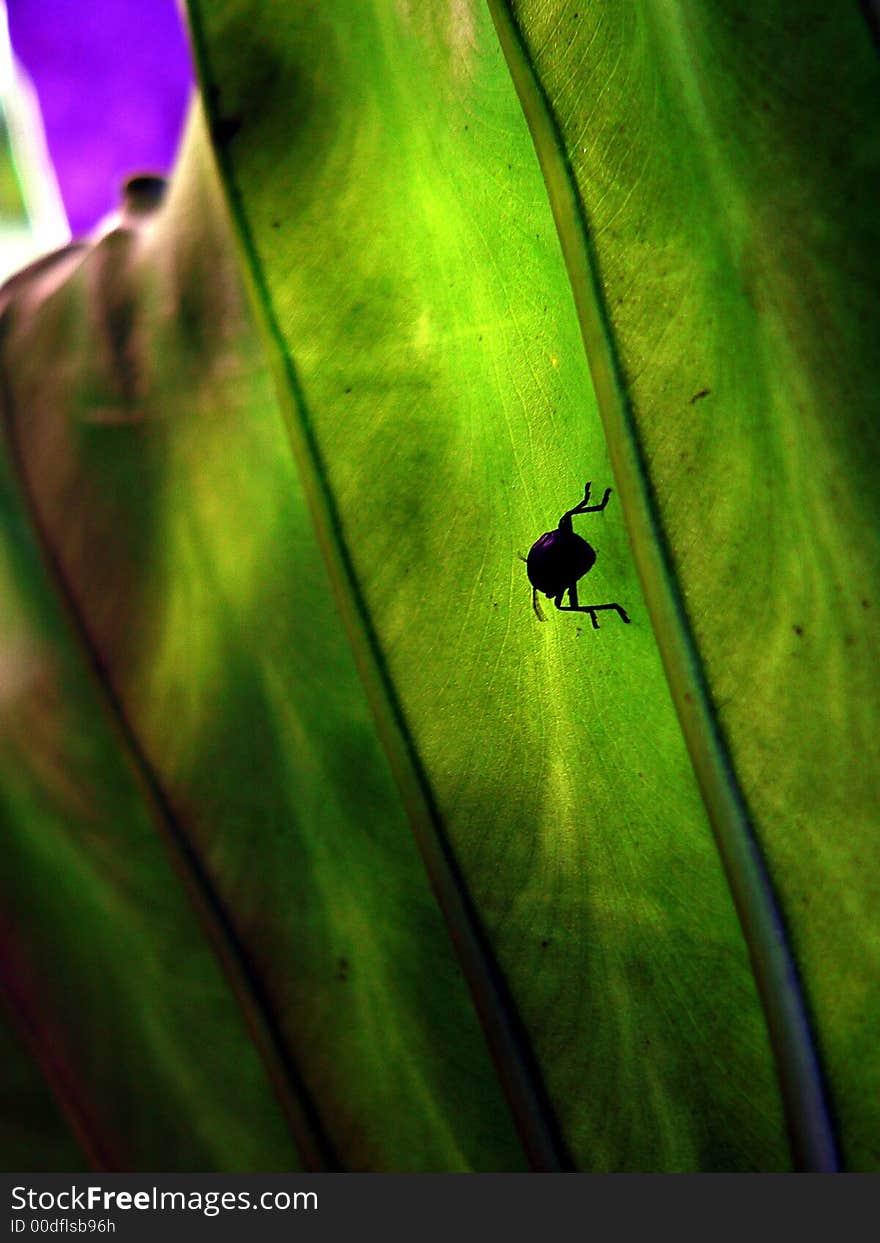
[552,580,578,612]
[572,483,612,514]
[559,482,613,530]
[532,586,546,621]
[554,589,631,628]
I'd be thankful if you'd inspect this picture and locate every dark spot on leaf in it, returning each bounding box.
[540,940,550,950]
[862,598,871,609]
[344,386,352,394]
[272,220,281,229]
[845,633,855,647]
[689,388,711,403]
[793,624,803,636]
[684,691,693,703]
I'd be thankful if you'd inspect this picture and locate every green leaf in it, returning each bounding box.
[0,1010,82,1170]
[0,325,302,1170]
[0,0,877,1171]
[181,0,787,1168]
[488,0,880,1170]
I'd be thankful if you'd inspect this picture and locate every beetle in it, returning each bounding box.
[526,481,630,628]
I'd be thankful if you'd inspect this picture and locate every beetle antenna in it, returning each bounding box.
[532,586,546,622]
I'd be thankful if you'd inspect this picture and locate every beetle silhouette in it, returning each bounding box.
[526,482,630,628]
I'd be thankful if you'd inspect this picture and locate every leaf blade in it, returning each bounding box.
[494,0,880,1168]
[184,0,791,1168]
[0,368,302,1170]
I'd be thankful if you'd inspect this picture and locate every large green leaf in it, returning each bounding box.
[0,243,302,1169]
[0,128,520,1172]
[0,0,877,1171]
[488,0,880,1170]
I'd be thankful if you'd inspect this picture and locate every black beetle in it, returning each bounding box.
[526,482,630,628]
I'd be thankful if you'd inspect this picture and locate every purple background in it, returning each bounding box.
[7,0,194,235]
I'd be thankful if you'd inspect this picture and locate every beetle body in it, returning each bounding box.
[527,529,596,599]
